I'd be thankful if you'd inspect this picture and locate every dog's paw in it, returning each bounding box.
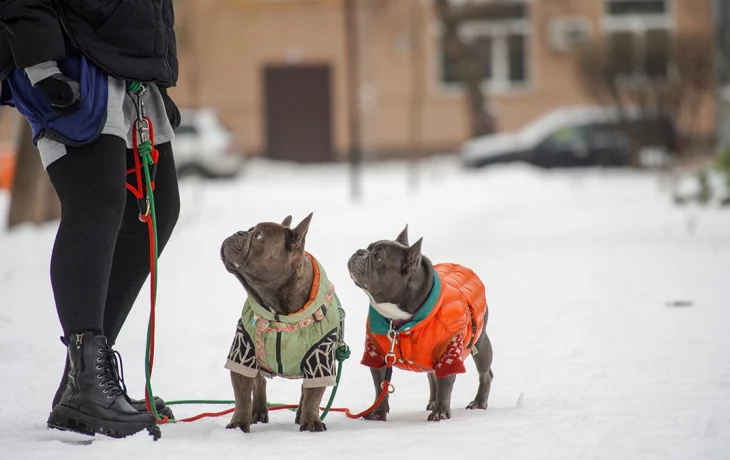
[226,419,252,433]
[426,401,435,411]
[363,412,387,421]
[363,409,388,421]
[427,408,451,422]
[299,420,327,432]
[466,400,488,410]
[252,409,269,424]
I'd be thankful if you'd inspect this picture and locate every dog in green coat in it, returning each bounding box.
[220,213,345,433]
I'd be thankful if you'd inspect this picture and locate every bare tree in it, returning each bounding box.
[435,0,488,136]
[7,120,60,229]
[173,0,200,108]
[434,0,502,137]
[575,31,713,165]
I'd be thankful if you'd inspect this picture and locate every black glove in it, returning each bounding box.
[34,73,81,114]
[159,86,181,130]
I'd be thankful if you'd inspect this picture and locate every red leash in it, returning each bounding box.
[126,95,396,425]
[175,369,393,423]
[124,97,168,423]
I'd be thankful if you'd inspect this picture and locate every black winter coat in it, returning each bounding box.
[0,0,178,87]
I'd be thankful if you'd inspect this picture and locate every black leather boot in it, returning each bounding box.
[47,331,161,439]
[51,337,175,419]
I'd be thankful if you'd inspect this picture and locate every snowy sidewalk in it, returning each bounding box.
[1,159,728,459]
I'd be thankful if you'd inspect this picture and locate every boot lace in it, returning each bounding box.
[96,347,128,399]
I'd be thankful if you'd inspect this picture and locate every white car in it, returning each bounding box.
[172,108,245,178]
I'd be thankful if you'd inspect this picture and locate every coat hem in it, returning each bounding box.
[303,376,336,388]
[224,360,259,378]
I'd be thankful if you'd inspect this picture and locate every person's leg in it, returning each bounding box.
[50,142,180,415]
[103,141,180,345]
[45,134,157,438]
[46,135,127,335]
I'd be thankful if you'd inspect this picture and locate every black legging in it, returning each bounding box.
[46,134,180,344]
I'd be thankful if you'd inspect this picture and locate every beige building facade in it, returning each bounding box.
[1,0,715,162]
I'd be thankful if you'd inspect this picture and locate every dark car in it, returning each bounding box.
[460,106,680,169]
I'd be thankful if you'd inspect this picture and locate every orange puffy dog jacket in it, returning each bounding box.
[361,263,487,378]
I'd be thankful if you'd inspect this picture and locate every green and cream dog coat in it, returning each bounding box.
[225,253,345,388]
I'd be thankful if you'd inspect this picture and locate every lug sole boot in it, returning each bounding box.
[51,337,175,420]
[46,332,161,440]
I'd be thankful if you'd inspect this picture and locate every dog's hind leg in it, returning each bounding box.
[295,385,304,424]
[467,329,493,410]
[252,373,269,424]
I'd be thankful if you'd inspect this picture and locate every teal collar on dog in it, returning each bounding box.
[368,272,441,335]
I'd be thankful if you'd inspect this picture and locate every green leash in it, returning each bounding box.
[165,345,351,420]
[127,81,350,424]
[319,345,350,419]
[127,80,351,423]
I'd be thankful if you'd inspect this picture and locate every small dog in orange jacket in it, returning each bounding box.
[347,225,494,422]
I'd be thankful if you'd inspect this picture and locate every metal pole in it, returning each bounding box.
[344,0,362,201]
[407,0,425,192]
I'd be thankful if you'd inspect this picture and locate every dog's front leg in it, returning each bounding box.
[226,371,255,432]
[363,367,390,421]
[426,373,437,410]
[428,374,456,421]
[298,387,327,432]
[251,373,269,424]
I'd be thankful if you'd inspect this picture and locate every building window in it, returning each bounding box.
[508,34,526,84]
[440,2,529,91]
[603,0,672,81]
[606,0,667,16]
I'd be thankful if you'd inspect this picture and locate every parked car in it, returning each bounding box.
[460,106,680,169]
[172,108,245,178]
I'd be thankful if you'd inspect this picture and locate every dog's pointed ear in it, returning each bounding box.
[290,212,313,250]
[281,215,293,228]
[395,224,409,246]
[403,237,422,274]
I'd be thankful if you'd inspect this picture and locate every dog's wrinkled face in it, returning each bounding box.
[221,213,312,285]
[347,225,423,305]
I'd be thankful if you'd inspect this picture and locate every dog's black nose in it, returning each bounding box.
[356,249,366,256]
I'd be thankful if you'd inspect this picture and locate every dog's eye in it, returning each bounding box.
[254,232,263,240]
[373,252,382,261]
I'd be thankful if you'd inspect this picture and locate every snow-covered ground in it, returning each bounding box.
[1,158,729,460]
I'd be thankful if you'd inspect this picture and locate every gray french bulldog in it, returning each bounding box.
[220,213,340,433]
[347,225,493,422]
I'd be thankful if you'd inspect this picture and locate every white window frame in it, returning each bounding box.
[434,7,533,95]
[601,0,675,84]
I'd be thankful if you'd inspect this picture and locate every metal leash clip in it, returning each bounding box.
[130,84,150,145]
[127,83,152,221]
[384,321,398,367]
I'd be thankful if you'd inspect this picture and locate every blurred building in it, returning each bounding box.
[0,0,716,162]
[169,0,714,162]
[714,0,730,150]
